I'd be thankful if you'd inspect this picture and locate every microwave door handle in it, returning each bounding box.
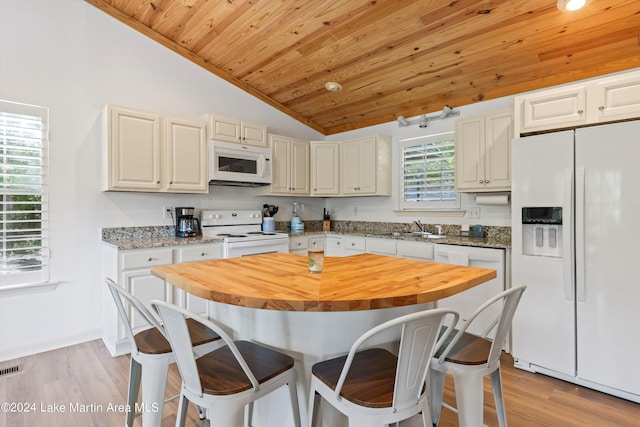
[258,156,266,177]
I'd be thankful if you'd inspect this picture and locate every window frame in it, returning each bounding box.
[0,100,49,288]
[398,131,461,211]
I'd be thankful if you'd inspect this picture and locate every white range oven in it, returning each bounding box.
[201,209,289,258]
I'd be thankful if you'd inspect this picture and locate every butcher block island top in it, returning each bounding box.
[151,252,497,312]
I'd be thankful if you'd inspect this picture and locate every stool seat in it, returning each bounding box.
[433,328,491,366]
[135,318,219,355]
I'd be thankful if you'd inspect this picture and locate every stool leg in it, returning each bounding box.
[288,377,302,427]
[452,371,484,427]
[126,358,142,427]
[429,369,446,426]
[175,394,189,427]
[140,356,169,427]
[490,368,507,427]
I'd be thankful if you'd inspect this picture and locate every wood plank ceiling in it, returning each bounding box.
[85,0,640,135]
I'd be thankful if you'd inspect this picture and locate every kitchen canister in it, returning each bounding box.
[262,217,275,232]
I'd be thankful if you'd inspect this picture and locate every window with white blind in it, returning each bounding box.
[400,132,460,210]
[0,100,49,287]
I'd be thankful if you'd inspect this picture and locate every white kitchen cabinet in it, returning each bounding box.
[325,236,341,256]
[309,236,325,251]
[172,244,222,317]
[515,69,640,135]
[102,246,174,356]
[341,236,366,256]
[266,134,310,195]
[207,113,267,147]
[164,116,208,193]
[310,141,340,196]
[289,235,309,255]
[434,244,507,347]
[340,135,391,196]
[103,105,208,193]
[455,109,513,192]
[396,240,435,261]
[365,237,396,256]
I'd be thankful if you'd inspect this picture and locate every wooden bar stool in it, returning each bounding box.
[430,285,527,427]
[105,278,221,427]
[152,300,302,427]
[307,308,459,427]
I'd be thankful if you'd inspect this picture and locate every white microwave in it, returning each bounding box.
[209,140,272,187]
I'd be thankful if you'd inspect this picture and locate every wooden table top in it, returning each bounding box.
[151,252,497,312]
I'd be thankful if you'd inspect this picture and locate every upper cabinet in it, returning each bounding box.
[340,135,391,196]
[515,69,640,135]
[206,113,267,147]
[102,105,208,193]
[263,134,309,195]
[310,141,340,196]
[455,109,513,192]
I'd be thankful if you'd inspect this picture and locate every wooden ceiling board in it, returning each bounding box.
[85,0,640,135]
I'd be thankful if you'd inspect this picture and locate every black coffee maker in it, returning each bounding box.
[175,207,201,237]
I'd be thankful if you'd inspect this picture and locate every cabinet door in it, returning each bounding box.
[397,240,434,261]
[165,117,208,193]
[591,71,640,123]
[269,135,292,193]
[290,139,310,194]
[310,237,326,250]
[455,116,485,191]
[366,238,396,256]
[210,114,241,143]
[124,269,169,334]
[325,237,342,256]
[341,236,365,256]
[355,137,377,194]
[484,110,513,191]
[174,244,222,317]
[106,106,161,191]
[520,84,587,132]
[240,121,268,147]
[310,142,340,196]
[341,140,360,194]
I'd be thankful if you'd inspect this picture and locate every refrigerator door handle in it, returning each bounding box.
[563,169,575,301]
[575,167,586,302]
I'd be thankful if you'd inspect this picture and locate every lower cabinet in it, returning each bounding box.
[341,236,366,256]
[365,237,397,256]
[396,240,435,261]
[173,244,223,317]
[289,235,309,255]
[102,242,222,356]
[434,244,507,348]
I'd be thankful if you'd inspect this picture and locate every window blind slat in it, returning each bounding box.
[0,100,49,286]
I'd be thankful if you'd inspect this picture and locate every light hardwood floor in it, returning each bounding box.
[1,339,639,426]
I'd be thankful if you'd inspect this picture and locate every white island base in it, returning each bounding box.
[208,301,435,427]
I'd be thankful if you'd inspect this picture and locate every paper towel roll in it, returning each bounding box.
[475,194,510,205]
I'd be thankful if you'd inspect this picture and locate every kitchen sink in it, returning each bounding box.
[411,232,447,239]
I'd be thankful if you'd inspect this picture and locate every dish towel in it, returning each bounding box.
[448,252,469,266]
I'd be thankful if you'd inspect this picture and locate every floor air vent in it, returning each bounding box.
[0,364,22,378]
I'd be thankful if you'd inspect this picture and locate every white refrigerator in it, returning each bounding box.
[511,120,640,402]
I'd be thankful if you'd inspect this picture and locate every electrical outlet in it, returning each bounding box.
[468,206,481,219]
[162,206,173,219]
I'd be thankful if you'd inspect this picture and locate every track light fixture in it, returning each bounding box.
[396,105,459,127]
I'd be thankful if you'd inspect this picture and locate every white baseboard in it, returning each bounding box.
[0,329,102,363]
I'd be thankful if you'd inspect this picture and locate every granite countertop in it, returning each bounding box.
[102,225,510,251]
[101,226,224,250]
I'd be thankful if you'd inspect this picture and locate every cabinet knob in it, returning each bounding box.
[156,181,160,184]
[201,253,206,256]
[479,180,484,184]
[351,243,356,246]
[599,106,605,111]
[578,109,584,115]
[485,180,490,183]
[147,257,153,262]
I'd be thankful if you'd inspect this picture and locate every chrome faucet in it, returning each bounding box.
[435,225,443,235]
[414,220,425,233]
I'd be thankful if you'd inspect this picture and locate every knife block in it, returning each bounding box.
[322,220,331,232]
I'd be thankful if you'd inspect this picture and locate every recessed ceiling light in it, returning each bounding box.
[557,0,588,11]
[325,82,343,93]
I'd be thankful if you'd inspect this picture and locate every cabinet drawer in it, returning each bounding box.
[397,241,434,260]
[121,248,173,270]
[176,244,222,262]
[289,235,308,251]
[342,236,365,251]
